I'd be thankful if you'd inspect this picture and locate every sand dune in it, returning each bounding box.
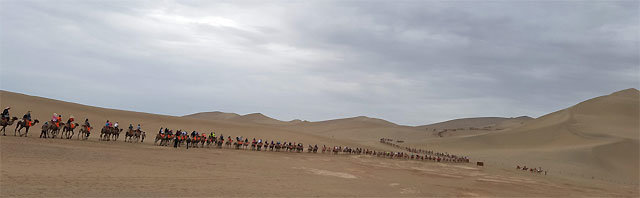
[1,89,639,196]
[420,116,533,130]
[421,88,640,184]
[418,116,534,137]
[227,113,288,125]
[182,111,241,120]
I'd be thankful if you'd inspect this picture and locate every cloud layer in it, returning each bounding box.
[1,1,638,125]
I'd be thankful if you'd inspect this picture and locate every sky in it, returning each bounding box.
[1,0,638,126]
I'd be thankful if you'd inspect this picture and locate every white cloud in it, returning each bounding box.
[0,0,638,125]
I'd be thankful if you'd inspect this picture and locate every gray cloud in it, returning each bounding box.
[1,0,638,125]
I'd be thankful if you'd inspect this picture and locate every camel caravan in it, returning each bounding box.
[517,165,547,175]
[379,138,470,163]
[1,108,471,165]
[149,128,471,164]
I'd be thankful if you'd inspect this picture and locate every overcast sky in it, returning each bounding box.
[1,1,638,125]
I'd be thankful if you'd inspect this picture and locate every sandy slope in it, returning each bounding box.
[419,116,533,130]
[417,88,640,184]
[1,89,639,196]
[418,116,534,137]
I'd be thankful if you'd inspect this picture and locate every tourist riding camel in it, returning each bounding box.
[1,107,10,123]
[22,111,31,123]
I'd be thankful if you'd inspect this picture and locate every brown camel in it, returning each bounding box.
[40,122,50,138]
[100,126,121,141]
[61,122,80,139]
[15,119,40,137]
[77,124,91,140]
[47,121,64,138]
[125,128,143,143]
[1,117,19,136]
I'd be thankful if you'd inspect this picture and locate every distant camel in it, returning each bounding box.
[15,119,39,137]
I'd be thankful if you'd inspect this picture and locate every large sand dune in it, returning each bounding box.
[419,88,640,184]
[1,89,638,196]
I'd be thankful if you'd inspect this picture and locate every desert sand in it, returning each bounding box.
[1,89,638,197]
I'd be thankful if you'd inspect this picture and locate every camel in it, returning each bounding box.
[206,137,215,148]
[225,139,232,148]
[155,133,166,145]
[140,131,146,143]
[77,124,91,140]
[275,144,281,152]
[14,119,39,137]
[101,127,122,141]
[40,122,50,138]
[217,138,224,148]
[1,117,19,136]
[112,128,122,141]
[61,122,79,139]
[125,128,143,143]
[47,121,64,138]
[100,126,112,141]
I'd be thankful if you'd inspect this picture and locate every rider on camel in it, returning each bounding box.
[23,111,32,126]
[136,124,141,132]
[128,124,133,131]
[52,114,62,128]
[114,122,119,130]
[66,115,75,128]
[84,119,91,129]
[1,107,10,123]
[105,120,111,129]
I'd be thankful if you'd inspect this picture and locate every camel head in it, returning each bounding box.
[33,119,40,124]
[11,117,18,121]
